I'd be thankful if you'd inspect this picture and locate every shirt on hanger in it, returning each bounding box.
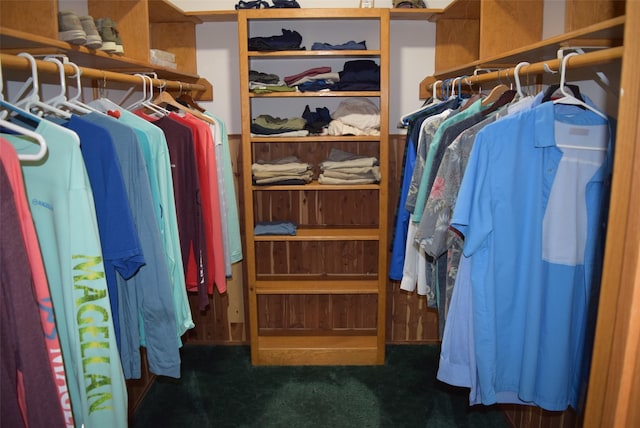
[451,101,612,411]
[5,119,128,428]
[0,139,74,427]
[82,112,181,380]
[0,153,68,428]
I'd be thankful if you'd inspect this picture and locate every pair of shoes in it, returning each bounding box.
[96,18,124,55]
[58,11,102,49]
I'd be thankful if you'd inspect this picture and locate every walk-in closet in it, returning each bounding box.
[1,0,638,427]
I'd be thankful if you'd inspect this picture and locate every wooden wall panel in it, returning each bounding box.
[479,0,543,60]
[0,1,57,39]
[435,19,480,73]
[502,405,580,428]
[565,0,626,32]
[150,22,198,75]
[257,295,378,331]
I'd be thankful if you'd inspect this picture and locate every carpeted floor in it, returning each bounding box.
[132,344,509,428]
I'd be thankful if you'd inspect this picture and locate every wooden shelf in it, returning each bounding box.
[249,90,381,97]
[0,0,213,98]
[252,181,380,191]
[0,28,203,81]
[390,8,444,20]
[255,335,381,365]
[255,277,379,294]
[188,7,444,22]
[248,49,381,57]
[420,14,625,98]
[254,227,380,241]
[251,135,380,142]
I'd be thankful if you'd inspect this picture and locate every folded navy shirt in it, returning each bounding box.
[248,28,304,51]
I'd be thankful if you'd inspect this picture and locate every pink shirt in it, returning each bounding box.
[0,138,74,427]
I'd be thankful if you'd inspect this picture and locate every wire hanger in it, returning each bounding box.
[11,53,71,119]
[552,52,607,120]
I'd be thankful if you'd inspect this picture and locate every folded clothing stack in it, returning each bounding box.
[252,156,313,185]
[319,148,380,185]
[150,49,177,69]
[327,98,381,136]
[251,114,309,137]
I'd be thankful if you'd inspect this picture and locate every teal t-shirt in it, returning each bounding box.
[205,112,243,264]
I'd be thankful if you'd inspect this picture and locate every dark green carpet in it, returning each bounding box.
[132,344,509,428]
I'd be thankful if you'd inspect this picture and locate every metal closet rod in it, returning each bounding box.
[437,46,624,91]
[0,52,206,92]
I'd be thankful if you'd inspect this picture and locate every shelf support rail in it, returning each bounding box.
[0,52,207,94]
[431,46,623,96]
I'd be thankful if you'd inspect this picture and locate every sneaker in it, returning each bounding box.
[96,18,123,54]
[58,10,86,45]
[79,16,102,49]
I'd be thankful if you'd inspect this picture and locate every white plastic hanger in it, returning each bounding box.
[0,117,48,161]
[12,53,71,119]
[126,74,168,115]
[0,56,48,161]
[552,52,607,120]
[43,57,92,114]
[66,61,101,113]
[553,52,608,152]
[513,61,530,99]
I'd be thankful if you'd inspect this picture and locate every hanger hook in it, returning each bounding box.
[134,73,147,102]
[431,80,442,101]
[44,57,67,101]
[67,62,83,102]
[559,52,579,97]
[514,61,530,98]
[17,52,40,99]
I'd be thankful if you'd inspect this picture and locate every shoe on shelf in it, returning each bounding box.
[58,10,86,45]
[79,16,102,49]
[96,18,123,54]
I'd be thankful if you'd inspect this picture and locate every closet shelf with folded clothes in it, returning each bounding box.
[238,8,389,366]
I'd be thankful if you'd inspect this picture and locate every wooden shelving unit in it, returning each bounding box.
[238,8,389,366]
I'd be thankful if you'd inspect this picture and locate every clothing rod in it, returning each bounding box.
[437,46,623,91]
[0,53,206,92]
